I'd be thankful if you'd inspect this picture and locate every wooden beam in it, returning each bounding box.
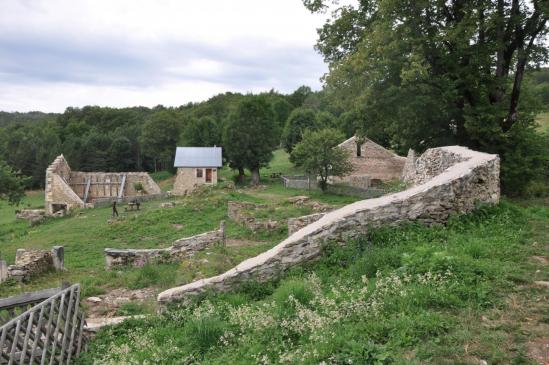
[83,178,91,204]
[118,174,127,199]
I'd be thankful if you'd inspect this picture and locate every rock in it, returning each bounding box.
[171,224,184,230]
[87,296,103,303]
[287,196,310,204]
[534,281,549,288]
[160,202,176,208]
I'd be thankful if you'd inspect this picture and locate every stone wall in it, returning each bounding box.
[45,155,161,215]
[172,167,219,196]
[104,222,226,269]
[287,213,326,235]
[331,136,406,187]
[45,155,85,215]
[1,246,64,283]
[158,146,500,304]
[227,201,279,232]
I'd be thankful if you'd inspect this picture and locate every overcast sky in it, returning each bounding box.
[0,0,332,112]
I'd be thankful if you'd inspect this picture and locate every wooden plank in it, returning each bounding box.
[65,287,81,365]
[20,311,34,363]
[29,305,47,364]
[0,288,62,311]
[40,299,57,365]
[118,174,127,199]
[83,177,91,204]
[58,287,76,364]
[48,290,67,365]
[8,319,21,365]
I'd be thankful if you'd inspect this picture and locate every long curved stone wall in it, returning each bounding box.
[158,146,500,304]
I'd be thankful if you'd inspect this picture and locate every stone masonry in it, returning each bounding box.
[330,135,407,188]
[227,201,279,232]
[158,146,500,304]
[45,155,161,215]
[0,246,65,283]
[104,222,226,269]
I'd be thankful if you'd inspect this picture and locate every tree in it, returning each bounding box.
[272,99,294,132]
[290,128,354,192]
[140,110,183,172]
[180,116,220,147]
[303,0,549,193]
[0,160,27,205]
[223,96,278,185]
[282,108,318,153]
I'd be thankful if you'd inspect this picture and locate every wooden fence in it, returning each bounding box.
[0,284,86,364]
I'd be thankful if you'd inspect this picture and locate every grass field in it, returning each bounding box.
[0,150,360,301]
[535,111,549,133]
[77,200,549,364]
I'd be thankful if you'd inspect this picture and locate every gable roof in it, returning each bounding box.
[174,147,223,168]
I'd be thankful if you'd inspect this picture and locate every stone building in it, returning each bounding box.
[172,147,222,195]
[45,155,161,215]
[331,135,406,188]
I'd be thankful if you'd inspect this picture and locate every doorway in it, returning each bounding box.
[205,168,212,183]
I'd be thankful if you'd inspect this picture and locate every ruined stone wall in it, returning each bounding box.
[104,222,225,269]
[45,155,85,215]
[69,172,161,200]
[287,213,326,235]
[172,167,219,196]
[1,246,64,283]
[158,146,500,303]
[227,201,279,232]
[403,148,469,186]
[45,154,161,214]
[332,136,406,186]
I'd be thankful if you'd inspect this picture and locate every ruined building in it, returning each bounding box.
[331,135,406,188]
[45,155,161,215]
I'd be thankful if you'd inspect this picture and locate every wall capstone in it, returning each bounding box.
[158,146,500,304]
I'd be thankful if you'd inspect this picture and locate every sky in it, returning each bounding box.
[0,0,332,112]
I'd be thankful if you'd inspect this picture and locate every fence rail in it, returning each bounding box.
[0,284,86,364]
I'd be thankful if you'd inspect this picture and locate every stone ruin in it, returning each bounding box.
[45,155,162,215]
[104,222,226,269]
[158,146,500,303]
[0,246,64,283]
[227,201,279,232]
[15,209,48,226]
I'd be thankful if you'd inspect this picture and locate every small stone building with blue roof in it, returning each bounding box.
[172,147,223,195]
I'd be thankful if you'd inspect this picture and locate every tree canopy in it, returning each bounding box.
[304,0,549,194]
[223,96,279,184]
[291,128,354,191]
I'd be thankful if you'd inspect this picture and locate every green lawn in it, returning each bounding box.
[78,200,549,364]
[0,152,363,298]
[535,111,549,133]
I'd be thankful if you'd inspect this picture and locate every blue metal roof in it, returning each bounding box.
[174,147,223,167]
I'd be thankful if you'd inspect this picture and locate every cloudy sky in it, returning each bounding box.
[0,0,332,112]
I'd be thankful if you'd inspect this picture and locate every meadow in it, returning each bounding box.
[77,200,549,364]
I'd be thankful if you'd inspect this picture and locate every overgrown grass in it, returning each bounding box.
[535,111,549,133]
[78,200,549,364]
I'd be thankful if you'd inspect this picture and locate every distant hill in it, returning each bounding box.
[0,111,58,127]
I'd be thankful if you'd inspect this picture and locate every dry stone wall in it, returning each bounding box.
[0,246,64,283]
[227,201,279,232]
[287,213,326,235]
[45,155,161,215]
[104,222,226,269]
[158,146,500,304]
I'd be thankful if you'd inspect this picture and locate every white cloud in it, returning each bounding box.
[0,0,333,112]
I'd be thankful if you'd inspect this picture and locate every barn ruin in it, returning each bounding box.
[45,155,162,215]
[330,135,407,188]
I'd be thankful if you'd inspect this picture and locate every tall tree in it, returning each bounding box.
[290,128,354,191]
[180,116,220,147]
[0,160,27,205]
[140,110,183,172]
[282,108,318,153]
[304,0,549,193]
[223,96,278,185]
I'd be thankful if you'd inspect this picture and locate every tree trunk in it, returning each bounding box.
[237,167,245,184]
[251,168,260,185]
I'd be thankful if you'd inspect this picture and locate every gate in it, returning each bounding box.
[0,284,86,364]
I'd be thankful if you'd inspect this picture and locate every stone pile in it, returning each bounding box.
[15,209,47,226]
